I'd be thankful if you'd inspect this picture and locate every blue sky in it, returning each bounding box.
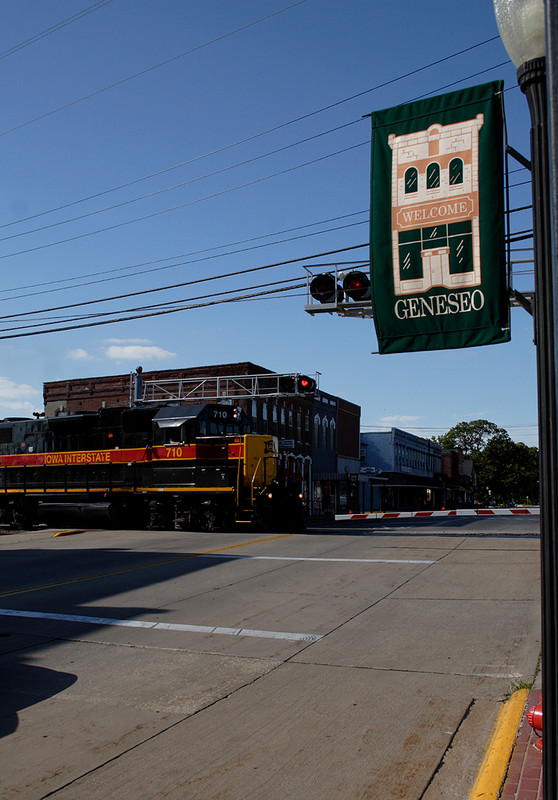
[0,0,538,445]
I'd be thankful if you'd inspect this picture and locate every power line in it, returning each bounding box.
[0,119,363,246]
[0,0,114,61]
[0,59,510,265]
[0,207,532,305]
[0,282,311,341]
[0,211,368,297]
[0,224,534,338]
[0,0,310,139]
[0,141,369,262]
[0,218,370,303]
[0,35,503,234]
[0,276,308,332]
[0,244,368,320]
[0,59,510,248]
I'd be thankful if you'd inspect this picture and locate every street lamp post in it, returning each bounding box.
[493,1,557,797]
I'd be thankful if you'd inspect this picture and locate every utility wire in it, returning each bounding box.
[0,211,368,297]
[0,0,114,61]
[0,277,308,332]
[0,245,368,320]
[0,119,363,245]
[0,283,311,341]
[0,35,503,233]
[0,186,531,301]
[0,0,310,139]
[0,220,533,326]
[0,53,509,246]
[0,141,369,262]
[0,218,369,304]
[0,59,509,264]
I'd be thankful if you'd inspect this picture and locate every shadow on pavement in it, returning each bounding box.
[0,656,77,738]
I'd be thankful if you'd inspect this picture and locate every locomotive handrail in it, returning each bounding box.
[250,456,266,503]
[249,455,275,504]
[250,457,265,505]
[236,453,242,511]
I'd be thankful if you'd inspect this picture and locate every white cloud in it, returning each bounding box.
[0,377,40,402]
[0,377,41,418]
[68,348,98,361]
[66,340,175,363]
[105,345,176,362]
[1,400,37,413]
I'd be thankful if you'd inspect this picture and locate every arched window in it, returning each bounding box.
[313,414,321,448]
[322,417,329,448]
[329,420,336,451]
[449,157,464,185]
[426,162,440,190]
[404,167,418,194]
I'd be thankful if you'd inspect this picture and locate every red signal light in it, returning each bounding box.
[342,270,371,301]
[296,375,316,394]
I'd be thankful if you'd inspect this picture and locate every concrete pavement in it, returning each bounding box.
[0,520,541,799]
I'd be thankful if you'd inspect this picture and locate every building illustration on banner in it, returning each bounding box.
[388,114,484,296]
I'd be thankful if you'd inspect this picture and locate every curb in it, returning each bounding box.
[468,688,529,800]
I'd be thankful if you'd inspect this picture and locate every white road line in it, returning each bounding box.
[0,608,322,642]
[201,554,434,565]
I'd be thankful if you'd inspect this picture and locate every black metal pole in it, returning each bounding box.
[518,55,558,800]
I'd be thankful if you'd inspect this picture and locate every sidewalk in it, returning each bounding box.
[500,686,543,800]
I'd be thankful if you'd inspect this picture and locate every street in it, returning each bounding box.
[0,516,541,800]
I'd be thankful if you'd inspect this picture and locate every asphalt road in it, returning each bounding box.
[0,516,541,799]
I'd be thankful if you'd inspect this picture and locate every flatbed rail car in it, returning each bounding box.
[0,403,305,531]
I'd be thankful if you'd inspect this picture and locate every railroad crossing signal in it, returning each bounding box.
[279,375,317,394]
[305,266,373,318]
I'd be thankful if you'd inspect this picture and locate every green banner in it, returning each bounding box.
[370,82,510,354]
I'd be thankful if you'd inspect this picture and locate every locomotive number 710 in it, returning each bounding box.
[165,447,184,458]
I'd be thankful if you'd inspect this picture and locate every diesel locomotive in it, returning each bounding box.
[0,403,305,531]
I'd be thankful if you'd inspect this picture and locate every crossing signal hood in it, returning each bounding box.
[297,375,316,394]
[279,376,296,393]
[309,273,342,304]
[342,271,371,301]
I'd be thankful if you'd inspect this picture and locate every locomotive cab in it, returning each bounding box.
[151,403,249,445]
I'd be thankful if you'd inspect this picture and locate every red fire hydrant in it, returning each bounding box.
[526,695,543,751]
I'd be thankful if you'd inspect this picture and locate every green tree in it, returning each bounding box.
[435,421,539,505]
[434,419,506,455]
[476,436,539,505]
